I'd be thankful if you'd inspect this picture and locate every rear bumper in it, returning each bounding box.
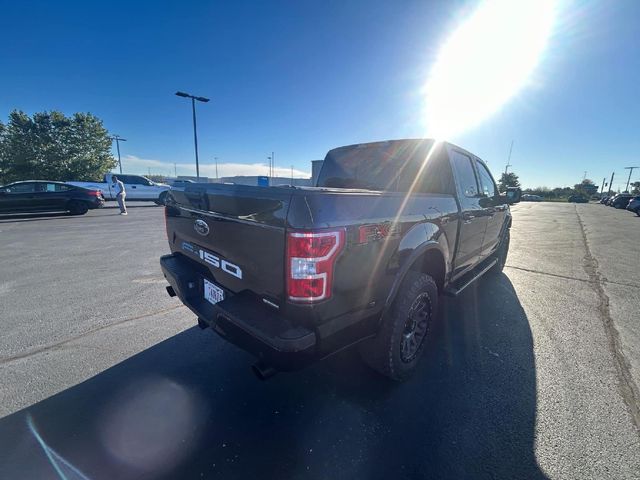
[160,253,317,371]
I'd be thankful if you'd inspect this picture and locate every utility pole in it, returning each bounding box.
[600,177,606,194]
[624,166,638,192]
[504,140,513,174]
[214,157,219,179]
[174,163,177,177]
[291,165,294,185]
[608,171,615,195]
[109,135,127,174]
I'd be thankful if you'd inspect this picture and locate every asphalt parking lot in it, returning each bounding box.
[0,201,638,479]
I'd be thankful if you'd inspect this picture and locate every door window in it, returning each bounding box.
[475,161,498,197]
[43,183,71,192]
[6,183,35,193]
[451,151,479,197]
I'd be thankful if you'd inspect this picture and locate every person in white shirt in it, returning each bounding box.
[111,175,127,215]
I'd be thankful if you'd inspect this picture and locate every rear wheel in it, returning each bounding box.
[359,271,438,381]
[67,200,89,215]
[155,191,168,206]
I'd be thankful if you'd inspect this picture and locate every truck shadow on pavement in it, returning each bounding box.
[0,274,547,480]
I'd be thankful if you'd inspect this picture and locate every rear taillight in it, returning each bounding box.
[286,229,345,303]
[87,190,101,197]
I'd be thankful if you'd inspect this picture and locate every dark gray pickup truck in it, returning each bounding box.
[160,139,521,380]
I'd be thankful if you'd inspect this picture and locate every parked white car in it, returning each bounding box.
[68,174,170,204]
[521,194,543,202]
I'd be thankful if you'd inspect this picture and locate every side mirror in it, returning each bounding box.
[507,187,522,205]
[505,187,522,204]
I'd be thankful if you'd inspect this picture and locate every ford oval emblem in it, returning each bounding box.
[194,219,210,236]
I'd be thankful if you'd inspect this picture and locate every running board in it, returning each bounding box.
[444,259,498,297]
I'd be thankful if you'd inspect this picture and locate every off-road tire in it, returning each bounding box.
[155,191,168,206]
[359,271,438,381]
[490,229,510,274]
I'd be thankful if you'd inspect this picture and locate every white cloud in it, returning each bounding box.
[117,155,311,179]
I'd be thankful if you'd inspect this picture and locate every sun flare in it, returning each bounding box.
[425,0,557,138]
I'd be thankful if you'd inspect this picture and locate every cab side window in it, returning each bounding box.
[420,147,456,195]
[475,161,498,197]
[450,151,479,197]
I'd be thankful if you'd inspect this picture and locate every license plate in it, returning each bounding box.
[203,278,224,305]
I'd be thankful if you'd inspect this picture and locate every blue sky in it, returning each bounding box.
[1,0,638,189]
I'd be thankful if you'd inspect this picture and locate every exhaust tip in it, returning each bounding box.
[252,361,278,381]
[166,285,176,297]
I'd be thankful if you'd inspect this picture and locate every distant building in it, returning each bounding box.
[218,176,312,187]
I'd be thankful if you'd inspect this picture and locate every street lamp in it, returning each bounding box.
[109,135,127,174]
[267,152,275,180]
[175,91,210,180]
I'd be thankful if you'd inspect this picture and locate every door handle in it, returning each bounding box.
[131,186,137,189]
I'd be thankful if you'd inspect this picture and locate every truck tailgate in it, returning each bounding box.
[166,184,292,304]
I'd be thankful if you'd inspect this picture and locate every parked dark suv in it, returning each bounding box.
[611,193,633,209]
[0,181,104,215]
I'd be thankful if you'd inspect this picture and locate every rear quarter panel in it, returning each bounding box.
[286,190,459,327]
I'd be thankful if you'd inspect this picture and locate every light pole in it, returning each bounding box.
[267,152,275,182]
[624,166,638,192]
[214,157,219,179]
[110,135,127,174]
[175,91,210,180]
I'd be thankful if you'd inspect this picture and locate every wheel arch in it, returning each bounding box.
[384,242,447,311]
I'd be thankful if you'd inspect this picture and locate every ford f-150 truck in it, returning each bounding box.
[68,174,170,204]
[160,139,521,380]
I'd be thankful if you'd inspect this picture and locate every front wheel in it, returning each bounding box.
[490,230,510,274]
[359,271,438,381]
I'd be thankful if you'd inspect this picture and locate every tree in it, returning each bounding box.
[498,172,521,193]
[574,178,598,197]
[0,110,116,184]
[631,181,640,195]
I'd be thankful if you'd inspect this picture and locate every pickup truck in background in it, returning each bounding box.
[68,174,170,204]
[160,139,521,380]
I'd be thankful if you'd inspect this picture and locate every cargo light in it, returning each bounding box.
[286,229,345,303]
